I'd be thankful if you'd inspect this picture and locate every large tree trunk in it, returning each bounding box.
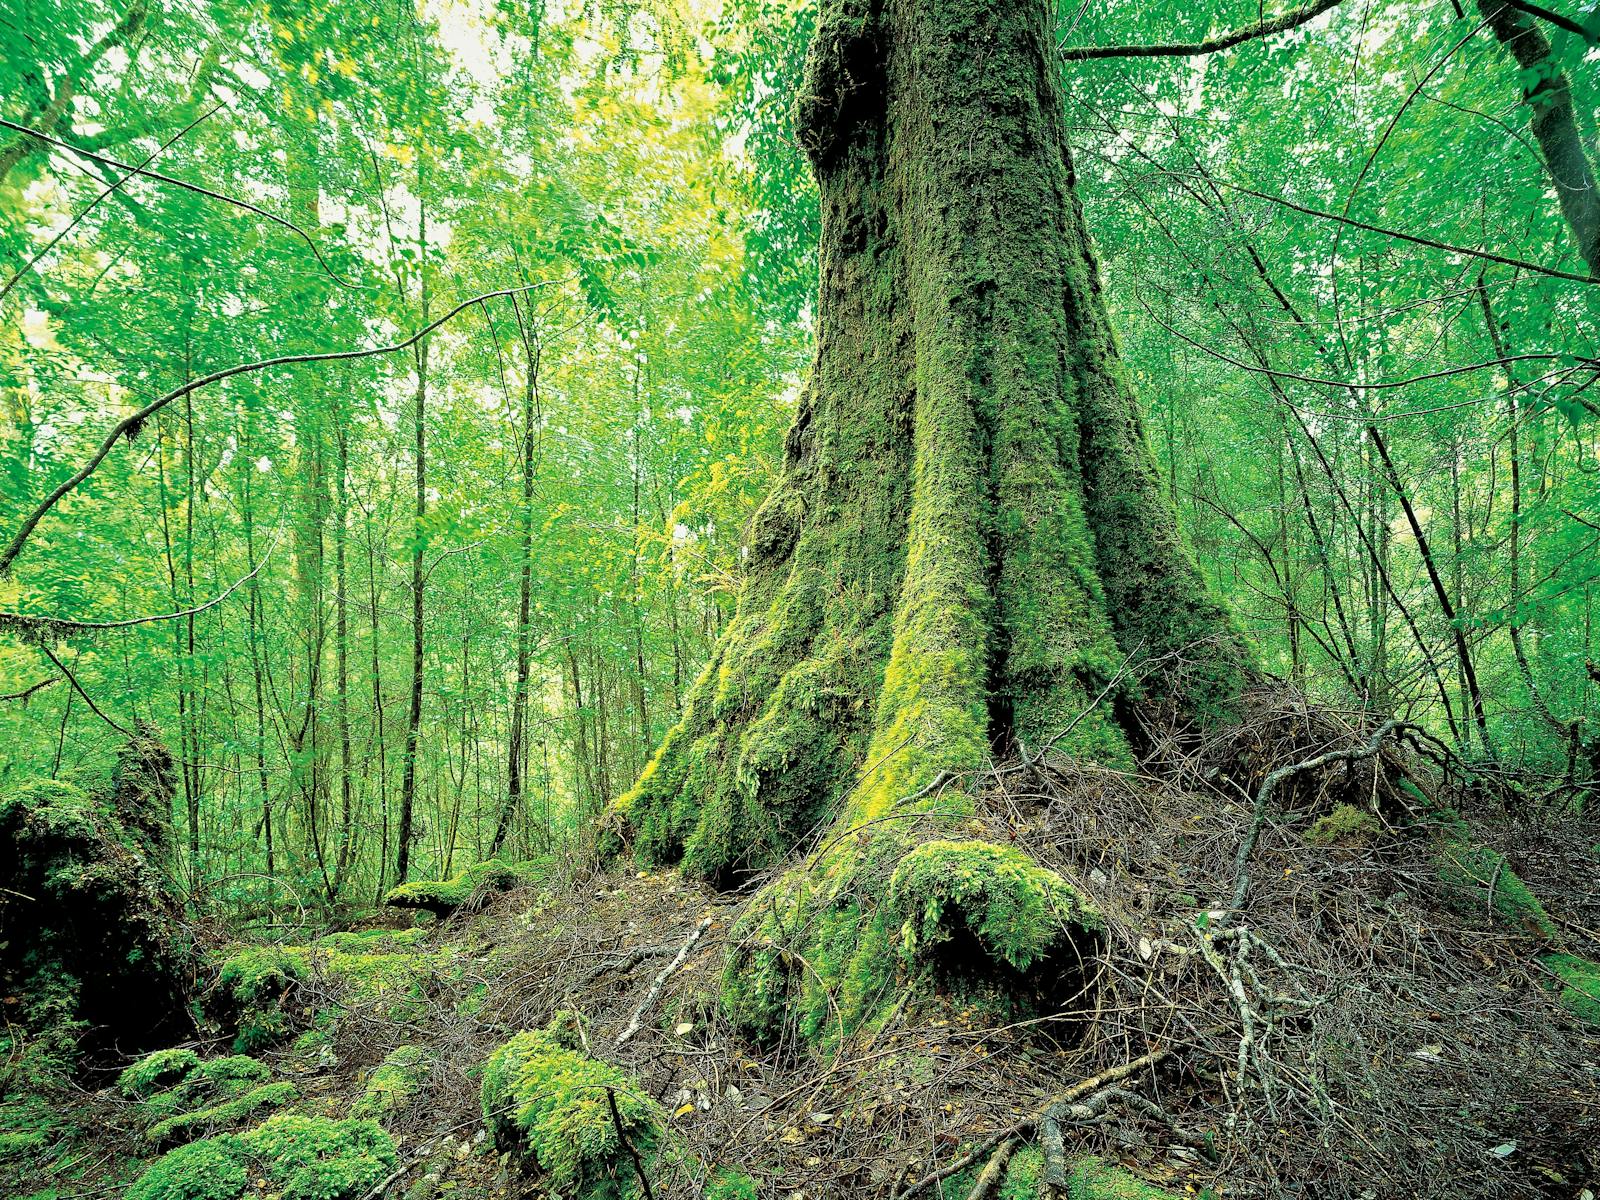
[609,0,1246,1041]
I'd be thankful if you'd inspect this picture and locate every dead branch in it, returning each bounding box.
[614,916,711,1047]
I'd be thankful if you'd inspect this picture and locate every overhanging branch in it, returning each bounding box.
[1061,0,1343,59]
[0,279,567,577]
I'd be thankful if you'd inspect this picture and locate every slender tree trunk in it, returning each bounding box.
[395,187,430,887]
[492,310,541,857]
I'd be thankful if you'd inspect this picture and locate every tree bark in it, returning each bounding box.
[610,0,1246,1040]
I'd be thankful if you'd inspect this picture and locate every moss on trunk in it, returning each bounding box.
[607,0,1247,1041]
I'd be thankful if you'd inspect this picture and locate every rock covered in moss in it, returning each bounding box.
[1429,815,1557,939]
[0,733,195,1053]
[119,1049,296,1148]
[127,1113,396,1200]
[383,858,544,918]
[481,1024,663,1199]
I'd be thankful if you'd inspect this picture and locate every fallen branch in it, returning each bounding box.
[607,1086,656,1200]
[614,916,711,1047]
[891,1048,1171,1200]
[963,1137,1016,1200]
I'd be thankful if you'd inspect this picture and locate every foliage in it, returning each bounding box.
[1303,805,1381,846]
[481,1025,663,1199]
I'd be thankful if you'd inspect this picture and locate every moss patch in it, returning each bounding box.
[481,1025,663,1198]
[1541,953,1600,1025]
[1430,816,1557,939]
[120,1049,296,1148]
[353,1045,428,1121]
[1066,1156,1181,1200]
[383,858,546,918]
[1304,804,1380,846]
[127,1114,396,1200]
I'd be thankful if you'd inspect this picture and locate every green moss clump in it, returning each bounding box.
[1304,804,1381,846]
[214,947,310,1052]
[1541,953,1600,1025]
[1430,817,1557,939]
[119,1049,204,1098]
[128,1115,396,1200]
[354,1045,428,1121]
[383,858,544,918]
[888,840,1101,972]
[1066,1156,1180,1200]
[214,935,462,1052]
[1000,1147,1046,1200]
[481,1027,663,1199]
[145,1081,299,1148]
[120,1050,294,1147]
[705,1168,760,1200]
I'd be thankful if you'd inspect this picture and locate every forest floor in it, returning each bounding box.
[11,696,1600,1199]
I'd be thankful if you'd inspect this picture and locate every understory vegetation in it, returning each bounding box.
[2,0,1598,1196]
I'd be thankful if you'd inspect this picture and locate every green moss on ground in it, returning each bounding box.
[127,1114,396,1200]
[705,1168,760,1200]
[354,1045,428,1121]
[1541,953,1600,1024]
[1000,1147,1046,1200]
[1429,816,1557,939]
[119,1049,296,1148]
[1304,804,1380,846]
[383,858,545,918]
[481,1025,663,1199]
[1066,1156,1181,1200]
[214,933,462,1052]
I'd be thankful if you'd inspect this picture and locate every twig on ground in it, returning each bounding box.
[615,916,711,1047]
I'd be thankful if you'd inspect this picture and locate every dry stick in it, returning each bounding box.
[890,1049,1171,1200]
[1061,0,1342,57]
[607,1086,657,1200]
[964,1137,1016,1200]
[614,916,711,1047]
[1229,718,1401,912]
[0,279,566,577]
[38,643,130,736]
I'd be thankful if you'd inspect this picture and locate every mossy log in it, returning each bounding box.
[604,0,1247,1043]
[382,858,540,919]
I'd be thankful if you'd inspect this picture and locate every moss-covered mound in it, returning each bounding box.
[353,1044,428,1121]
[482,1024,663,1199]
[119,1048,296,1148]
[1542,953,1600,1025]
[127,1114,396,1200]
[721,836,1103,1045]
[0,732,195,1054]
[212,927,455,1052]
[383,857,544,918]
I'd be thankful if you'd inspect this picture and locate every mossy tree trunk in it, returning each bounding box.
[610,0,1248,1040]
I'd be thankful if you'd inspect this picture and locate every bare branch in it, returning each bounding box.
[1062,0,1342,59]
